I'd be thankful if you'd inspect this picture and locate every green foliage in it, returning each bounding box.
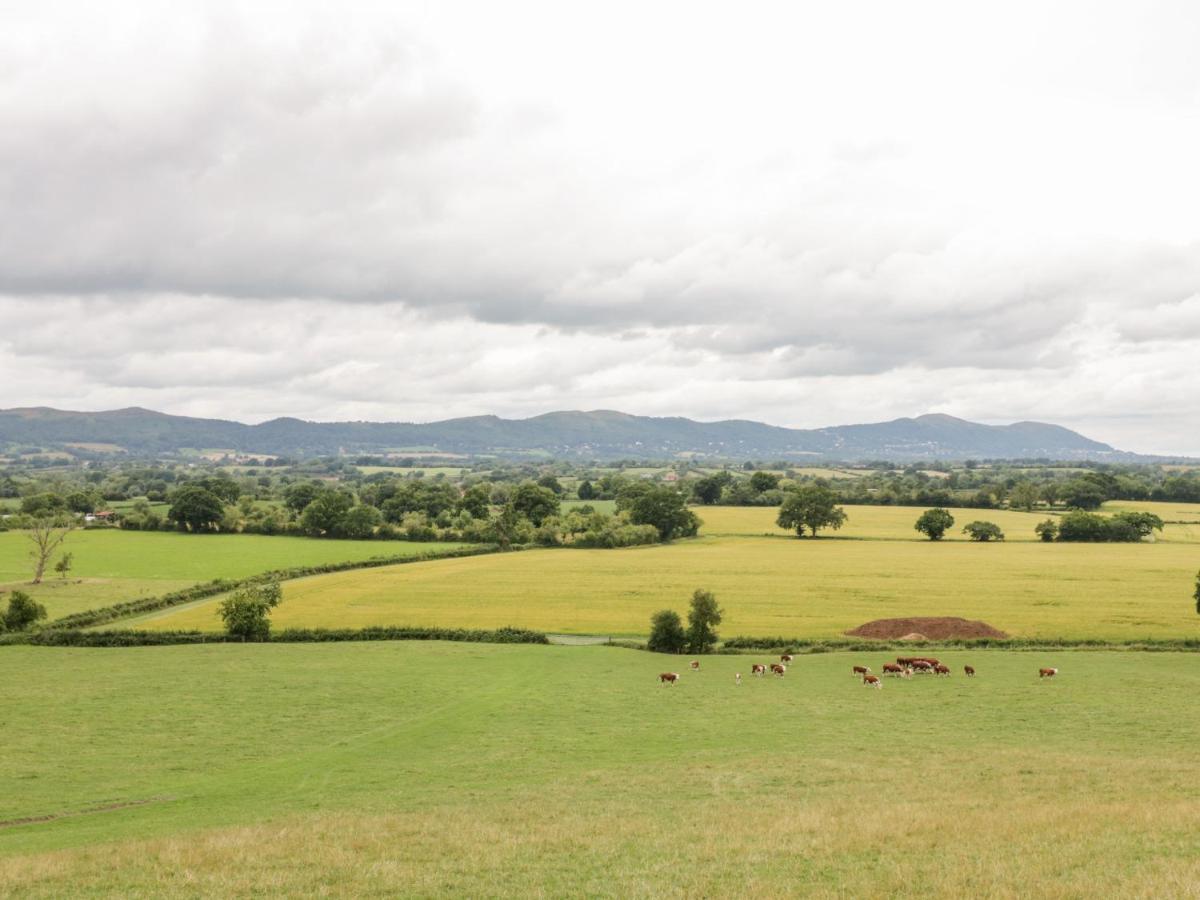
[1111,511,1164,538]
[54,551,74,578]
[914,508,955,540]
[218,581,282,640]
[4,590,48,631]
[335,504,383,540]
[509,482,561,527]
[283,481,323,513]
[299,489,355,536]
[1195,570,1200,615]
[962,521,1005,542]
[749,471,781,493]
[457,483,492,519]
[691,474,726,505]
[168,485,226,532]
[624,486,700,541]
[11,625,549,647]
[1059,480,1106,510]
[577,480,596,501]
[686,588,723,654]
[1056,511,1163,543]
[1008,481,1039,511]
[1035,519,1059,542]
[21,492,68,516]
[536,475,564,495]
[647,609,687,653]
[777,485,847,537]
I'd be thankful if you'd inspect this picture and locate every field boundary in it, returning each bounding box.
[3,625,549,647]
[719,635,1200,653]
[36,544,509,631]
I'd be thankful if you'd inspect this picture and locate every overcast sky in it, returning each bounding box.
[2,1,1199,453]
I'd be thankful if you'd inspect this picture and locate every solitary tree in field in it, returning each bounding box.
[962,521,1004,542]
[776,485,847,537]
[686,589,723,654]
[1035,519,1059,542]
[218,581,283,641]
[3,590,48,632]
[54,551,74,580]
[26,518,73,584]
[914,508,955,541]
[647,609,687,653]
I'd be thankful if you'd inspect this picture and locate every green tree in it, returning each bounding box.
[647,609,687,653]
[3,590,48,631]
[510,482,561,527]
[26,518,74,583]
[962,521,1004,542]
[691,475,725,505]
[299,489,355,536]
[914,508,955,540]
[168,485,226,532]
[457,483,493,519]
[1194,570,1200,615]
[335,504,383,539]
[686,588,723,654]
[626,486,700,541]
[283,481,323,514]
[1059,480,1105,510]
[749,471,781,493]
[1111,511,1164,539]
[1035,519,1059,542]
[54,551,74,579]
[536,475,564,495]
[776,485,847,537]
[218,581,282,640]
[577,480,597,501]
[1008,481,1039,511]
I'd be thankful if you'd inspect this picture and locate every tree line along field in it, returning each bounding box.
[2,644,1199,896]
[0,531,467,621]
[133,503,1200,640]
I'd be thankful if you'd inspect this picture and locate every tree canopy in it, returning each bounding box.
[776,485,847,537]
[962,521,1004,542]
[622,486,700,541]
[686,589,723,654]
[914,508,955,540]
[168,485,226,532]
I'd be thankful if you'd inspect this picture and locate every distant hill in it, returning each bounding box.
[0,406,1131,461]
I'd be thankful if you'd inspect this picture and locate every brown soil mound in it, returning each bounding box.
[846,617,1008,640]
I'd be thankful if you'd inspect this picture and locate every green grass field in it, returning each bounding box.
[0,531,466,620]
[137,503,1200,639]
[1,643,1198,896]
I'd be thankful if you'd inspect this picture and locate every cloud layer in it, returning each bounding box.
[1,1,1199,453]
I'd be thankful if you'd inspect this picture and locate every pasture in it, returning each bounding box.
[137,503,1200,639]
[0,531,467,620]
[1,644,1198,896]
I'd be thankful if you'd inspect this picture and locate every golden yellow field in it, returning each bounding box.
[136,501,1200,639]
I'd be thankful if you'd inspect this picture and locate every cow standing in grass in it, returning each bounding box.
[659,672,680,685]
[852,665,871,677]
[862,674,882,689]
[1039,667,1058,679]
[770,663,787,677]
[690,660,700,671]
[780,654,794,664]
[751,664,767,677]
[964,665,976,677]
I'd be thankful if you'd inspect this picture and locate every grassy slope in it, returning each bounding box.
[0,531,466,620]
[1,644,1198,896]
[141,503,1200,639]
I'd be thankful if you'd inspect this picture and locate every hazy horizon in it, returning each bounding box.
[2,1,1199,455]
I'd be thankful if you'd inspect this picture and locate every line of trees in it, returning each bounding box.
[648,589,723,654]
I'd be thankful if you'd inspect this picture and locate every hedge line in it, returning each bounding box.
[720,635,1200,653]
[44,544,506,631]
[3,625,549,648]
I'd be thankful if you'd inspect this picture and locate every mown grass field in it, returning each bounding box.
[1,643,1198,897]
[139,503,1200,639]
[0,531,466,620]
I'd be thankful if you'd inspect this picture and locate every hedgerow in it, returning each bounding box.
[2,625,549,647]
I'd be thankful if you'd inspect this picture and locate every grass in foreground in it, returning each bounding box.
[1,644,1198,897]
[0,531,466,620]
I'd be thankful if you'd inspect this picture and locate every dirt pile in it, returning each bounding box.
[845,617,1008,640]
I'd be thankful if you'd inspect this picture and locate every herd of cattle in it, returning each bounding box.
[658,656,1060,687]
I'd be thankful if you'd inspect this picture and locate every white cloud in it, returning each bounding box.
[0,0,1198,454]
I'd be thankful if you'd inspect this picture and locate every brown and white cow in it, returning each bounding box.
[1039,667,1058,679]
[910,660,935,674]
[751,664,767,677]
[780,653,794,664]
[852,665,871,677]
[862,674,882,689]
[934,664,951,676]
[659,672,680,685]
[690,660,700,671]
[882,662,906,677]
[770,663,787,676]
[964,665,976,677]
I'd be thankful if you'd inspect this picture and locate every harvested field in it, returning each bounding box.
[846,616,1010,640]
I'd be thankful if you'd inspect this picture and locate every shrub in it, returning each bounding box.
[218,581,282,641]
[962,521,1004,542]
[1035,519,1059,542]
[647,609,687,653]
[686,588,723,654]
[4,590,48,632]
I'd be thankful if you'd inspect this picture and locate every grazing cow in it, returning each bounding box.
[964,665,976,677]
[735,672,742,686]
[934,664,951,677]
[896,656,914,666]
[780,653,794,664]
[690,660,700,671]
[770,663,787,676]
[862,674,882,689]
[882,662,905,676]
[910,660,935,674]
[659,672,680,685]
[852,665,871,677]
[751,664,767,677]
[1039,667,1058,679]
